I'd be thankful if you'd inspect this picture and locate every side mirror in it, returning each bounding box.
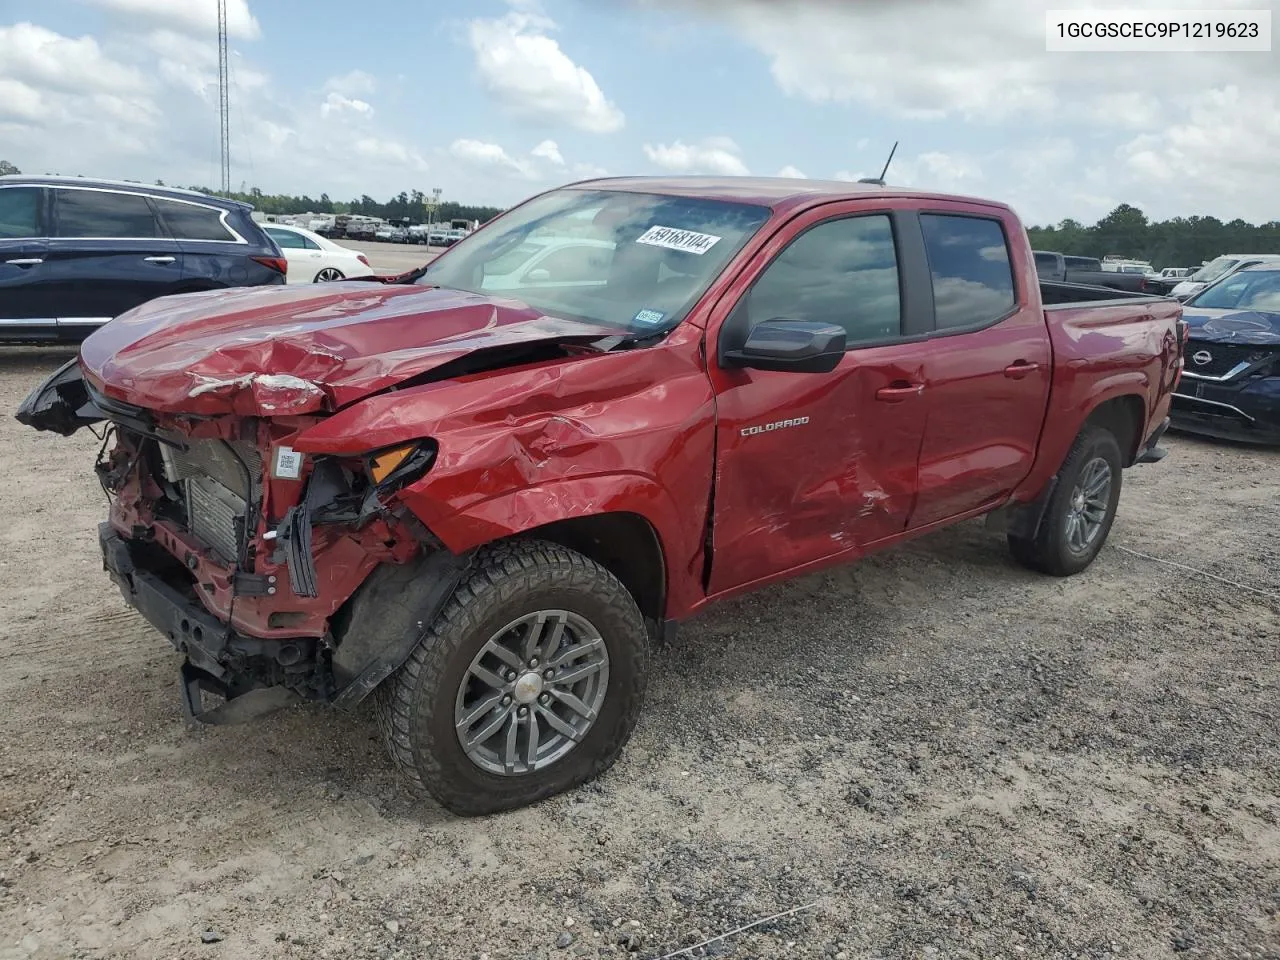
[526,268,552,283]
[722,319,846,373]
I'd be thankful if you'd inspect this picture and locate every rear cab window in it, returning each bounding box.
[54,189,161,239]
[0,187,43,239]
[920,214,1016,330]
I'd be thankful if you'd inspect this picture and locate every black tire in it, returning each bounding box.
[1007,424,1123,577]
[375,540,649,816]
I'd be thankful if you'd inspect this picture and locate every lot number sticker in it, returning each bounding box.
[636,225,722,255]
[273,445,303,480]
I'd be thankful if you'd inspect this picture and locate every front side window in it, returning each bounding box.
[420,188,771,335]
[1189,269,1280,311]
[155,199,236,241]
[738,214,902,345]
[55,189,159,239]
[921,214,1016,330]
[0,187,41,239]
[1190,257,1239,284]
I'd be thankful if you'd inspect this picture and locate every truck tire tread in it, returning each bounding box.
[374,539,649,815]
[1007,423,1123,577]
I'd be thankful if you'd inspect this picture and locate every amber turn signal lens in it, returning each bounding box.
[370,444,417,483]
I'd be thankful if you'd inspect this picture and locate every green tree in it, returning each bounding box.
[0,160,20,176]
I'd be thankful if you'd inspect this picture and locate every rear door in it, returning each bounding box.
[263,226,309,282]
[46,187,185,327]
[706,203,934,594]
[908,208,1052,528]
[0,185,51,329]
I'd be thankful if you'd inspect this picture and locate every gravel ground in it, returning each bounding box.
[1,346,1277,960]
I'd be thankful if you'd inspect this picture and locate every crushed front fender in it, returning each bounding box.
[14,358,105,436]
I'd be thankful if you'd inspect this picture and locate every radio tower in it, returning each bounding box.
[217,0,231,193]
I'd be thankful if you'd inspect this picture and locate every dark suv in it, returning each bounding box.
[0,175,287,342]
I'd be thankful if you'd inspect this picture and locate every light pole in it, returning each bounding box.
[427,187,442,230]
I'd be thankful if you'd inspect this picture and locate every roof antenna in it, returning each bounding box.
[858,141,898,186]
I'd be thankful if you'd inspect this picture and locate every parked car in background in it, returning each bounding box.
[428,230,449,247]
[374,226,396,242]
[0,174,286,342]
[261,223,375,284]
[18,176,1183,815]
[442,228,467,247]
[1172,263,1280,443]
[1033,251,1153,293]
[1170,254,1280,301]
[476,236,615,292]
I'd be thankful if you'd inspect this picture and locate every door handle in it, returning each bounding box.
[1004,360,1041,379]
[875,382,925,402]
[5,258,43,266]
[143,256,177,264]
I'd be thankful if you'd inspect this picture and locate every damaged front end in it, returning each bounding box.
[20,362,463,724]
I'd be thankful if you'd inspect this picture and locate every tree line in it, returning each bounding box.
[1027,203,1280,269]
[5,161,1278,265]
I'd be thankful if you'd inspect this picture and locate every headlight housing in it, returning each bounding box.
[364,439,438,494]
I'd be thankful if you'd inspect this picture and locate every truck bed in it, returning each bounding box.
[1040,280,1169,306]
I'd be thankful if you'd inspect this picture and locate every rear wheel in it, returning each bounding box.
[314,267,344,282]
[375,540,649,816]
[1008,424,1123,576]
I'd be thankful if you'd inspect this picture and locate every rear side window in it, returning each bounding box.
[266,227,306,249]
[1033,252,1057,274]
[0,187,41,239]
[55,189,159,238]
[155,199,236,241]
[921,214,1016,330]
[743,214,902,346]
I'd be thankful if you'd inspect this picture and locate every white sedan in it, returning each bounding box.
[261,223,376,283]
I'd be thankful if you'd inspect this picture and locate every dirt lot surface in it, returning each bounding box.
[1,347,1277,960]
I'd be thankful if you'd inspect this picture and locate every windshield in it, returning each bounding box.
[1189,257,1239,284]
[1188,269,1280,311]
[418,188,772,334]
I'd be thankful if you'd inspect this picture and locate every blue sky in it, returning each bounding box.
[1,0,1275,225]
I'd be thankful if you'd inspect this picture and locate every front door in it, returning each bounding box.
[705,206,932,595]
[908,210,1052,527]
[46,186,185,326]
[0,185,51,328]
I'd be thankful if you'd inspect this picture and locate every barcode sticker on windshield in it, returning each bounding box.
[636,225,722,255]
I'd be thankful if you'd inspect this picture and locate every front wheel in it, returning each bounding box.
[314,267,345,282]
[375,541,649,816]
[1008,424,1123,576]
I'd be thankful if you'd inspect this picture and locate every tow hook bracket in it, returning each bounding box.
[179,662,302,726]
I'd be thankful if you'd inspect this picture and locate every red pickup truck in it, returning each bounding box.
[17,177,1185,815]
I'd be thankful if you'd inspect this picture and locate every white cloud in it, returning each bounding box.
[532,139,565,165]
[450,139,537,179]
[0,22,144,95]
[572,162,610,180]
[320,92,373,118]
[353,138,429,171]
[643,137,750,176]
[84,0,261,40]
[325,70,376,97]
[777,165,807,178]
[0,79,46,122]
[467,11,624,134]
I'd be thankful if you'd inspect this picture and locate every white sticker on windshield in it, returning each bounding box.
[636,225,722,256]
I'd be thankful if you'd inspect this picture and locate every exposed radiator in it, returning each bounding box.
[158,438,262,562]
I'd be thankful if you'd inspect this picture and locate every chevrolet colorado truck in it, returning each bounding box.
[17,178,1185,815]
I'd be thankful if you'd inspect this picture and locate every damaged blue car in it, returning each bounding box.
[1172,263,1280,444]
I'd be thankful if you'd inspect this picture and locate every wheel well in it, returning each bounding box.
[1084,394,1144,465]
[522,513,666,625]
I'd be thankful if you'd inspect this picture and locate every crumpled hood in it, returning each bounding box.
[1183,307,1280,346]
[78,283,623,415]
